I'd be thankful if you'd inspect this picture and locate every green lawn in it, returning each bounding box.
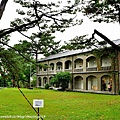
[0,88,120,120]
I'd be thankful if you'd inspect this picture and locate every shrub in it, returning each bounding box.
[118,90,120,95]
[45,83,49,89]
[50,72,72,90]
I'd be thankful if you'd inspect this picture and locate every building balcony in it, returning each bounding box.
[43,71,48,74]
[56,69,62,73]
[101,66,111,70]
[65,69,72,72]
[48,70,55,74]
[74,68,83,72]
[38,71,48,75]
[86,67,97,71]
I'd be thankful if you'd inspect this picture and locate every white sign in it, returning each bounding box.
[33,99,44,108]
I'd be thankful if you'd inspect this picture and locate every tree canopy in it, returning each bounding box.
[82,0,120,23]
[63,0,120,51]
[50,71,72,90]
[0,0,82,38]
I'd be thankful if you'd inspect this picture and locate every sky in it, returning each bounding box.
[0,0,120,46]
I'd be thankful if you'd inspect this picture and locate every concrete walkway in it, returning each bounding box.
[73,89,115,95]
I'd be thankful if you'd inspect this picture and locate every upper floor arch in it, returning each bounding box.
[56,62,62,70]
[43,64,48,71]
[65,60,72,69]
[86,56,97,68]
[50,63,54,71]
[74,58,83,68]
[101,54,111,67]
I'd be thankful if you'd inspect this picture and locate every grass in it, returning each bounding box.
[0,88,120,120]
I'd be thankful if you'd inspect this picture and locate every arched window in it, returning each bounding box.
[74,58,83,68]
[101,55,111,67]
[43,64,48,71]
[65,60,72,69]
[56,62,62,70]
[86,56,97,68]
[50,63,54,70]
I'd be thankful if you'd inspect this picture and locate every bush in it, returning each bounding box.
[50,72,72,90]
[45,83,49,89]
[118,90,120,95]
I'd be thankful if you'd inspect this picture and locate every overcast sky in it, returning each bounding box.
[0,0,120,46]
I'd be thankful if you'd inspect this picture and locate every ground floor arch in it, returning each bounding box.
[74,76,83,89]
[101,75,112,91]
[43,77,48,86]
[38,77,41,86]
[86,76,97,91]
[49,76,53,86]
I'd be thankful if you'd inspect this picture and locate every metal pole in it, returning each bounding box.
[37,107,40,120]
[30,63,31,88]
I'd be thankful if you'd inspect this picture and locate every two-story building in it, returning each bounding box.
[36,39,120,94]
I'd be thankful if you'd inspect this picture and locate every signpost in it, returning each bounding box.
[33,99,44,120]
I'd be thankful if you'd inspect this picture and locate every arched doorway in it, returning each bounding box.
[38,77,41,86]
[49,76,53,86]
[43,77,48,87]
[74,76,83,89]
[101,75,112,91]
[86,76,97,90]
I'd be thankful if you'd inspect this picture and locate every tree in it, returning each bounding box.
[63,0,120,52]
[80,0,120,51]
[62,35,97,50]
[51,72,72,90]
[0,34,36,88]
[82,0,120,23]
[0,0,82,38]
[0,0,8,20]
[11,41,37,87]
[26,32,62,59]
[0,48,21,87]
[15,34,63,87]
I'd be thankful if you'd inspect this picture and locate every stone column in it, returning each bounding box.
[83,56,86,72]
[41,77,44,87]
[62,60,65,72]
[83,75,86,90]
[54,61,56,74]
[97,75,101,91]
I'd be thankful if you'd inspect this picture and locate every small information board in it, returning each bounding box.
[33,99,44,108]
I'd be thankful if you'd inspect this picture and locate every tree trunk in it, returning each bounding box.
[0,0,8,20]
[93,29,120,52]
